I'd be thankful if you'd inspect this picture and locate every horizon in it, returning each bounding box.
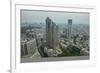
[21,10,90,25]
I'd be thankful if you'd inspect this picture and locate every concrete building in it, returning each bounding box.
[67,19,72,39]
[26,39,37,54]
[21,39,37,56]
[46,17,59,49]
[21,40,28,56]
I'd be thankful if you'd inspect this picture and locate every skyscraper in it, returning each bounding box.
[67,19,72,39]
[46,17,59,49]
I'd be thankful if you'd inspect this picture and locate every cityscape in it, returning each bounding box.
[21,10,89,62]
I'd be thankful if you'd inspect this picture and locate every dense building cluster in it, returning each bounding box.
[21,17,89,59]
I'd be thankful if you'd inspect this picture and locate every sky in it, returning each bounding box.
[21,10,89,25]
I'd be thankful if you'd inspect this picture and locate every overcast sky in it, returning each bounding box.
[21,10,89,24]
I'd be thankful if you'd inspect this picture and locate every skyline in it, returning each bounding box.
[21,10,89,25]
[21,12,89,62]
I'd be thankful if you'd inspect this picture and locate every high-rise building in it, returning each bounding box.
[46,17,59,49]
[67,19,72,39]
[21,41,28,56]
[52,23,59,49]
[21,39,37,56]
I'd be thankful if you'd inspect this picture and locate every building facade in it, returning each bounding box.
[21,39,37,56]
[46,17,59,49]
[67,19,72,39]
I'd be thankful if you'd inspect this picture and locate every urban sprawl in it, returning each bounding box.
[21,17,89,59]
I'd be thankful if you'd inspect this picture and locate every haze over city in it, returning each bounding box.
[21,10,89,25]
[21,10,89,63]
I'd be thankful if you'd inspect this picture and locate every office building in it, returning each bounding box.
[46,17,59,49]
[67,19,72,39]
